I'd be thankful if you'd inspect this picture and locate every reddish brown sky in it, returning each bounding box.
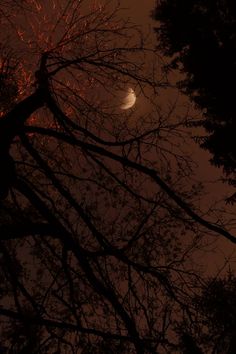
[2,0,235,274]
[119,0,236,274]
[120,0,156,27]
[119,0,232,196]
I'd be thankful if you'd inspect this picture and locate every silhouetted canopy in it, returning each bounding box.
[153,0,236,179]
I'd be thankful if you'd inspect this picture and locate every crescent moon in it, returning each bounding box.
[120,88,136,110]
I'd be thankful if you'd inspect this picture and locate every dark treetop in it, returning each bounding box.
[154,0,236,187]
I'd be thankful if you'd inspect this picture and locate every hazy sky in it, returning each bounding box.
[118,0,236,273]
[120,0,156,27]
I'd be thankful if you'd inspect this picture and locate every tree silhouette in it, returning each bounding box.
[177,273,236,354]
[153,0,236,191]
[1,1,236,353]
[0,44,19,198]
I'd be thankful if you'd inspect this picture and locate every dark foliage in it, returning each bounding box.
[178,273,236,354]
[153,0,236,178]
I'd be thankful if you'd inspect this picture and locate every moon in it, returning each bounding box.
[120,88,136,110]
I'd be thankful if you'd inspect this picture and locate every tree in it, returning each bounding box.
[153,0,236,195]
[177,272,236,354]
[0,44,18,114]
[1,1,236,353]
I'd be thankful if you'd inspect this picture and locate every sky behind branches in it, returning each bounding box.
[1,1,236,352]
[119,0,236,273]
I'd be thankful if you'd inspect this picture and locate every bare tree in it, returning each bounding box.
[0,1,236,353]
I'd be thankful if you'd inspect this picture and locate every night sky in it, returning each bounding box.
[1,1,236,353]
[120,0,236,273]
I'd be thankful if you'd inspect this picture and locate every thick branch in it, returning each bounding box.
[24,126,236,244]
[0,90,44,150]
[0,90,44,199]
